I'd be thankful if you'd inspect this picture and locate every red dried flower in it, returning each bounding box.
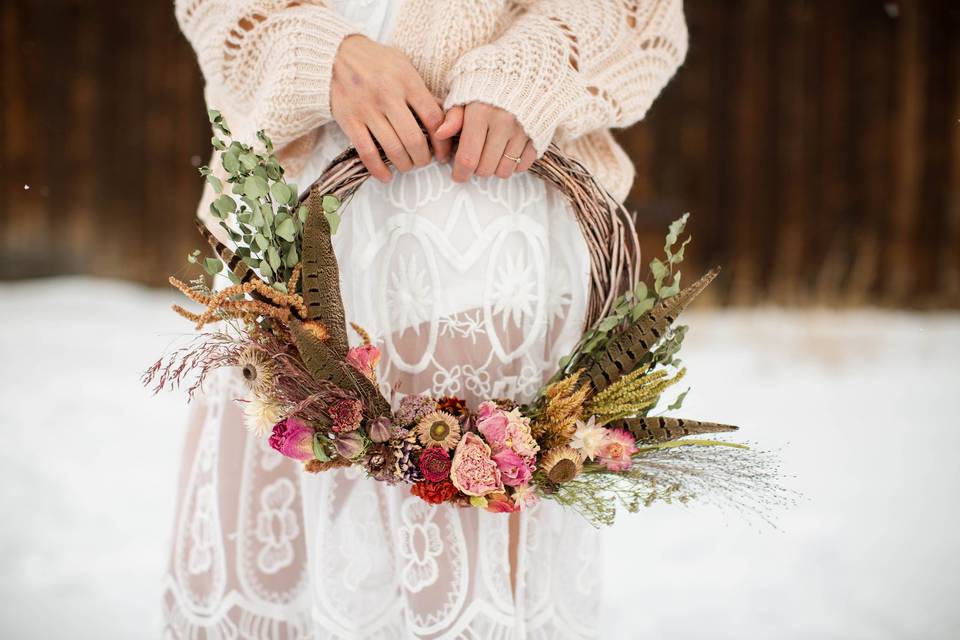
[418,446,452,483]
[329,398,363,433]
[411,480,459,505]
[436,396,467,417]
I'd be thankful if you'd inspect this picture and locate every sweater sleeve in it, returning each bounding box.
[175,0,360,148]
[443,0,688,155]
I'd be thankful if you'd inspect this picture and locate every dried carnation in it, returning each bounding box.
[418,446,452,483]
[414,411,462,450]
[395,395,436,426]
[540,446,584,484]
[411,479,459,505]
[329,398,363,433]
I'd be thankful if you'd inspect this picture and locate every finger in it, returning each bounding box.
[409,94,451,163]
[452,106,486,183]
[476,112,513,178]
[343,120,391,182]
[495,133,528,179]
[368,114,414,173]
[387,103,431,167]
[435,105,464,140]
[516,140,537,173]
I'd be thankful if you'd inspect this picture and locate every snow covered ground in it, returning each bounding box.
[1,277,959,639]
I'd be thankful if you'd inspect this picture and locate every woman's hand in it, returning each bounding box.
[435,103,537,183]
[331,35,449,182]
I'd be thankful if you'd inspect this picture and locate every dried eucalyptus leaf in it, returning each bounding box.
[324,210,341,235]
[239,152,257,171]
[254,234,269,252]
[284,245,299,267]
[267,246,281,271]
[243,176,268,199]
[322,194,340,213]
[206,175,223,194]
[275,217,297,242]
[222,151,240,174]
[597,316,620,332]
[270,182,291,205]
[213,194,235,216]
[202,257,223,276]
[297,205,308,224]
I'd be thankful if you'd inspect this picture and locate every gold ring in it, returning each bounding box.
[503,152,522,163]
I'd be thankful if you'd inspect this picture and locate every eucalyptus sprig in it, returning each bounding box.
[191,110,320,292]
[547,213,694,386]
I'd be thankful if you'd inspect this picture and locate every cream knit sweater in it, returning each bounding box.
[175,0,688,202]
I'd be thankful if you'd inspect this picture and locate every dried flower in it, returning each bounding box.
[511,483,539,511]
[368,416,394,443]
[395,395,436,426]
[540,446,584,484]
[237,346,274,396]
[364,443,399,482]
[418,446,452,483]
[411,479,459,505]
[596,428,637,471]
[414,411,462,450]
[346,344,380,381]
[450,432,503,496]
[568,416,607,461]
[329,398,363,433]
[268,417,314,461]
[393,434,424,483]
[491,448,532,487]
[436,396,467,417]
[333,431,365,459]
[476,403,539,457]
[484,492,517,513]
[243,397,284,437]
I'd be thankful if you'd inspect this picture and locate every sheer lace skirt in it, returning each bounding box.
[163,149,602,638]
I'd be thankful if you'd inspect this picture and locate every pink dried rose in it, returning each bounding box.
[491,448,532,487]
[329,398,363,433]
[450,432,503,496]
[484,492,518,513]
[268,417,314,461]
[477,404,539,458]
[596,428,637,471]
[346,344,380,380]
[476,404,510,450]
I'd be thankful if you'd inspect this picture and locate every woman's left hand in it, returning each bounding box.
[435,103,537,182]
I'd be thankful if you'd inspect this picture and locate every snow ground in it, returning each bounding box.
[1,277,959,639]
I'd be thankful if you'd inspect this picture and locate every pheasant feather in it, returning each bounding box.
[583,269,719,392]
[610,415,738,443]
[300,190,349,358]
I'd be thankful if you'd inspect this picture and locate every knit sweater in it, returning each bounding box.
[175,0,688,202]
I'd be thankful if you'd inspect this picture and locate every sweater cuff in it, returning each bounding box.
[444,45,576,156]
[283,7,361,124]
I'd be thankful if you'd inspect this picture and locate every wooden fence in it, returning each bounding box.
[2,0,959,307]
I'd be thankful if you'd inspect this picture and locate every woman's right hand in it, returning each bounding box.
[331,35,448,182]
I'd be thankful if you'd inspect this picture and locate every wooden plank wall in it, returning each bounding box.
[2,0,959,307]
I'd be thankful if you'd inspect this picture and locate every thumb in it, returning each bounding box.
[435,105,464,140]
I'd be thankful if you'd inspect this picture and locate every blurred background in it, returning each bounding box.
[2,0,959,639]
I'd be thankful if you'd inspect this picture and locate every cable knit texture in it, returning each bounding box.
[175,0,688,202]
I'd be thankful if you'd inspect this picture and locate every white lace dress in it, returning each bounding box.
[163,2,600,638]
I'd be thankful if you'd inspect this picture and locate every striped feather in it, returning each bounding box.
[300,191,349,358]
[289,318,391,416]
[611,416,738,443]
[583,269,719,392]
[195,220,256,284]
